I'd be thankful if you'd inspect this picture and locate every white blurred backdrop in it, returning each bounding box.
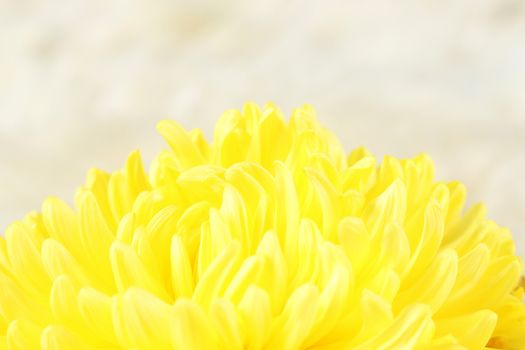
[0,0,524,258]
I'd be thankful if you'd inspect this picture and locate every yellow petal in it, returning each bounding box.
[224,256,264,304]
[402,202,445,285]
[77,287,117,346]
[41,325,94,350]
[83,168,116,230]
[266,283,320,350]
[42,197,83,257]
[6,319,41,350]
[41,239,92,288]
[353,304,434,350]
[435,310,497,349]
[171,299,219,349]
[193,241,242,308]
[364,179,407,238]
[5,222,50,299]
[351,290,393,344]
[338,217,370,272]
[305,263,352,347]
[255,231,288,314]
[116,288,172,349]
[238,286,272,350]
[395,249,458,313]
[210,298,243,350]
[170,235,194,298]
[78,190,115,290]
[49,275,84,333]
[157,120,206,169]
[110,242,170,302]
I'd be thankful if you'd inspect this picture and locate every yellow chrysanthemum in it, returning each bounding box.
[1,103,524,349]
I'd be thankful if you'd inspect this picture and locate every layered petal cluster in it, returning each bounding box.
[0,103,524,349]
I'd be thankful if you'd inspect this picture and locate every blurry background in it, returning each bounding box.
[0,0,524,258]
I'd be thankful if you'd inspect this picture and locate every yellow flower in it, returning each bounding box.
[1,103,524,349]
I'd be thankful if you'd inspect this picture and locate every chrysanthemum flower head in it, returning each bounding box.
[1,103,524,349]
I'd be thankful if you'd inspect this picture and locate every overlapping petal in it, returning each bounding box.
[0,103,523,349]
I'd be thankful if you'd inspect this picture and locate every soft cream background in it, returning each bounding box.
[1,0,524,258]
